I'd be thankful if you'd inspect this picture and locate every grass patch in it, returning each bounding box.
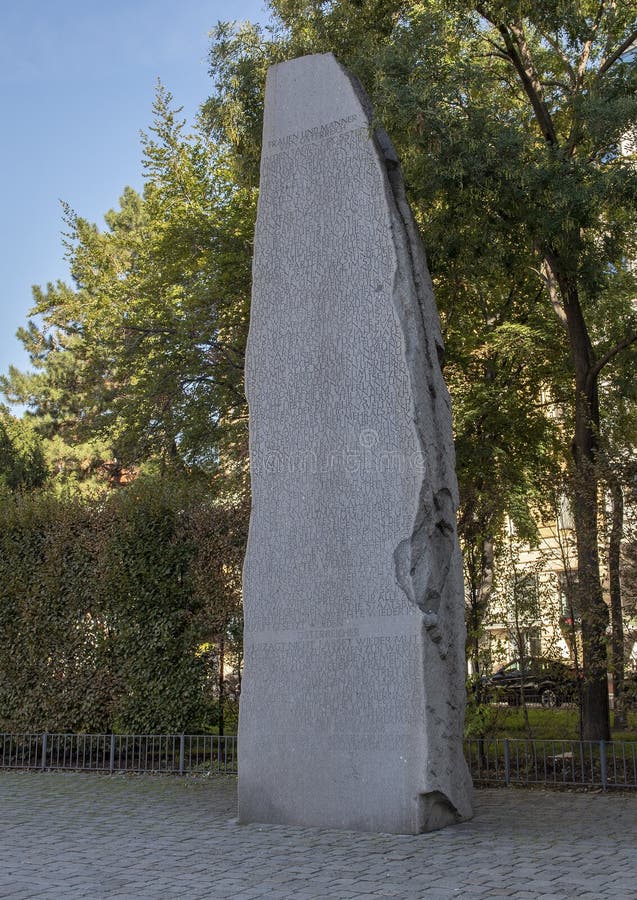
[485,706,637,741]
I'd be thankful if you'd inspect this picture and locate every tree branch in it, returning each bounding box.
[477,50,510,63]
[598,28,637,77]
[577,0,607,84]
[537,259,569,329]
[483,35,509,57]
[600,0,618,67]
[540,31,577,86]
[508,19,560,146]
[121,324,179,337]
[542,79,572,92]
[588,332,637,384]
[475,7,560,147]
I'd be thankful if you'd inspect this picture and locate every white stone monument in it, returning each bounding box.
[238,53,472,833]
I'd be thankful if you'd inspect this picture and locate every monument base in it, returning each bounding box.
[238,755,469,835]
[237,611,472,834]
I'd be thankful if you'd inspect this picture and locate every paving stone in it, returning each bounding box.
[0,774,636,897]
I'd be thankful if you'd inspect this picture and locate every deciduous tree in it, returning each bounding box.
[2,86,255,494]
[208,0,637,738]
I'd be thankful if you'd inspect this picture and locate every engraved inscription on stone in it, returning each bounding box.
[238,53,472,834]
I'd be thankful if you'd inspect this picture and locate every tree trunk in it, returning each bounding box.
[547,260,611,741]
[476,6,614,741]
[567,318,610,741]
[608,476,626,729]
[218,633,225,737]
[466,536,495,679]
[512,589,533,741]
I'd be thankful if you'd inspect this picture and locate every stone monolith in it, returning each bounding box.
[238,52,473,834]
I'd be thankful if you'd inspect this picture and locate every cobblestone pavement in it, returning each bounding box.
[1,773,635,899]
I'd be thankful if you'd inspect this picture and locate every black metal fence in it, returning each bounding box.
[2,733,637,790]
[465,737,637,789]
[0,733,237,775]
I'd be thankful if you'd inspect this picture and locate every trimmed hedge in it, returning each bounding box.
[0,479,245,733]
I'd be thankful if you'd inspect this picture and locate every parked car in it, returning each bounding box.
[484,657,579,708]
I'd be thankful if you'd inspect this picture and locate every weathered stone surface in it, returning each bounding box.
[238,52,472,834]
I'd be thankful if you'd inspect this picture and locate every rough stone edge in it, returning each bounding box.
[337,56,473,828]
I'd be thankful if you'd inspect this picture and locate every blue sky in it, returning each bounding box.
[0,0,268,389]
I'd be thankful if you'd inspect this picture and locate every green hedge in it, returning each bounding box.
[0,479,245,734]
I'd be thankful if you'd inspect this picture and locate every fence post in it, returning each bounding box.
[109,734,115,773]
[179,734,185,775]
[41,733,48,771]
[503,738,510,786]
[600,741,608,790]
